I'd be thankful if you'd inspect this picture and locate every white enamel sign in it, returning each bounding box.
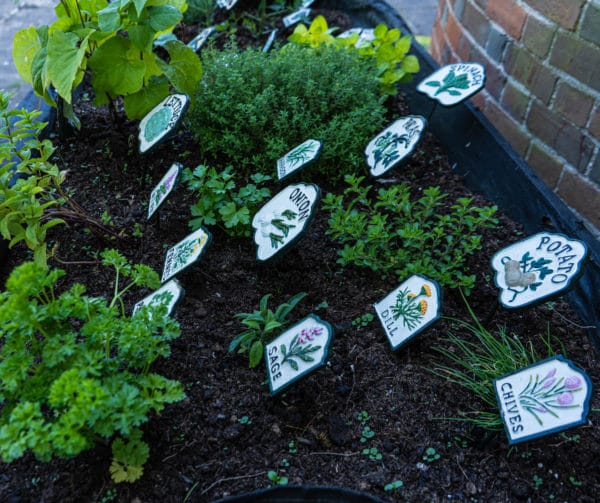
[162,227,211,283]
[283,8,310,28]
[147,162,180,220]
[138,94,189,154]
[133,279,184,318]
[187,27,215,52]
[374,275,441,350]
[417,63,486,106]
[252,183,320,262]
[490,232,588,309]
[494,356,591,445]
[277,139,322,181]
[217,0,238,9]
[263,29,279,52]
[365,115,426,177]
[265,314,334,395]
[337,27,375,48]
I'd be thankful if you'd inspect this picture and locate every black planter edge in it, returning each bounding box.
[321,0,600,350]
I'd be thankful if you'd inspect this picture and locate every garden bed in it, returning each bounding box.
[1,2,600,502]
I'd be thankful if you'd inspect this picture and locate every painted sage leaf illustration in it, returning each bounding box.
[280,326,323,371]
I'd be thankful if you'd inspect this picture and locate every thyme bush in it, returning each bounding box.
[187,44,387,182]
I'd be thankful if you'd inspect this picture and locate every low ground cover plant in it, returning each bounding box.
[323,175,498,292]
[0,250,184,483]
[187,43,387,183]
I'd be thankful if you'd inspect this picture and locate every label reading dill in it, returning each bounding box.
[373,274,441,351]
[417,63,486,106]
[147,162,181,220]
[252,183,320,262]
[161,227,211,283]
[494,356,591,445]
[277,139,322,181]
[138,94,189,154]
[132,279,184,318]
[265,314,334,395]
[365,115,426,177]
[490,232,588,309]
[187,26,215,52]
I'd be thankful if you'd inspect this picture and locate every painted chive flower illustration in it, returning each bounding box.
[518,368,583,426]
[281,326,323,371]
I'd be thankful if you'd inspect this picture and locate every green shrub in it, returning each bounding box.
[0,250,184,483]
[323,175,498,292]
[186,44,387,182]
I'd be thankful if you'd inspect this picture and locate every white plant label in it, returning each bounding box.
[217,0,238,9]
[265,314,334,395]
[187,26,215,52]
[162,227,211,283]
[365,115,426,177]
[494,356,591,444]
[277,139,322,181]
[490,232,588,309]
[283,8,310,28]
[133,279,184,318]
[147,162,180,220]
[374,275,441,350]
[417,62,486,106]
[138,94,189,153]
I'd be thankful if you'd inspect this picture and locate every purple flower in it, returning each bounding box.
[535,406,548,413]
[542,378,555,388]
[565,376,582,390]
[557,392,574,406]
[543,368,557,380]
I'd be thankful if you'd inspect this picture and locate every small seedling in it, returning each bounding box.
[267,470,288,486]
[533,474,543,491]
[422,447,440,462]
[352,313,374,328]
[356,411,371,426]
[362,447,382,461]
[569,475,583,487]
[360,426,375,443]
[315,300,329,311]
[384,480,403,492]
[238,415,252,425]
[280,458,290,468]
[288,440,298,454]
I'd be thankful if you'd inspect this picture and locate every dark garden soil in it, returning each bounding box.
[2,5,600,503]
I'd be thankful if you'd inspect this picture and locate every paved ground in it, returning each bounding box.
[0,0,438,109]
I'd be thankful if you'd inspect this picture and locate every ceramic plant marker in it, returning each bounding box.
[252,183,320,262]
[490,232,588,310]
[138,94,189,154]
[162,227,211,283]
[365,115,426,177]
[263,29,279,52]
[337,27,375,48]
[283,8,310,28]
[217,0,238,9]
[277,139,322,181]
[374,274,441,350]
[147,162,181,220]
[132,279,184,318]
[265,314,334,395]
[188,26,215,52]
[494,355,592,445]
[417,62,486,107]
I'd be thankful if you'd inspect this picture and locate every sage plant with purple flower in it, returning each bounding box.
[281,326,323,371]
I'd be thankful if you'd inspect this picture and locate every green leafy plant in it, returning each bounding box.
[362,446,382,461]
[352,313,374,328]
[267,470,288,486]
[422,447,440,462]
[384,480,403,492]
[184,0,217,25]
[13,0,202,124]
[430,294,565,431]
[0,91,119,266]
[323,175,498,292]
[182,164,271,237]
[0,250,184,483]
[289,15,420,95]
[229,292,307,368]
[187,43,387,183]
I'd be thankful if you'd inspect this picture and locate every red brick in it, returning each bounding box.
[521,14,556,58]
[526,141,563,188]
[590,152,600,186]
[457,33,471,61]
[486,0,527,39]
[504,44,557,104]
[550,32,600,93]
[589,107,600,141]
[445,7,462,50]
[527,100,595,172]
[484,99,531,156]
[501,80,530,122]
[557,171,600,230]
[471,90,487,111]
[523,0,585,31]
[462,0,491,46]
[552,81,594,128]
[469,44,506,102]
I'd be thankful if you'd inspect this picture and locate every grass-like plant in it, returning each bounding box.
[430,295,565,431]
[323,175,498,292]
[230,292,307,368]
[186,43,387,183]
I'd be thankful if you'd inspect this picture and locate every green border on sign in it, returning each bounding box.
[139,94,190,154]
[277,139,323,182]
[416,62,487,108]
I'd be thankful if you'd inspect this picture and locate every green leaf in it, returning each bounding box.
[249,340,264,368]
[12,26,42,84]
[147,5,182,32]
[123,78,170,119]
[88,37,146,105]
[425,80,440,87]
[157,40,202,96]
[128,25,154,52]
[98,3,122,32]
[401,55,419,73]
[132,0,147,16]
[288,359,299,371]
[46,30,92,103]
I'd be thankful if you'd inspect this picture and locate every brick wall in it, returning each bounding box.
[430,0,600,236]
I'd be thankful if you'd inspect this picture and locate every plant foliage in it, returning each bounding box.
[12,0,202,123]
[0,250,184,482]
[230,292,307,368]
[186,43,387,182]
[323,175,498,292]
